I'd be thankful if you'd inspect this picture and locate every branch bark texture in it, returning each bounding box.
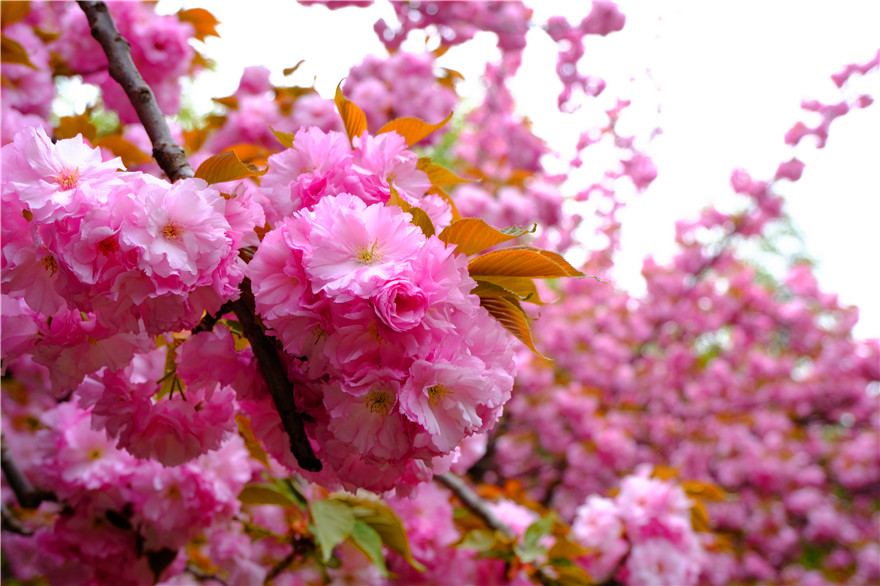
[233,280,322,472]
[77,1,194,181]
[434,472,514,538]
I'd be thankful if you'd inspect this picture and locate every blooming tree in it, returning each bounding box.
[1,1,878,585]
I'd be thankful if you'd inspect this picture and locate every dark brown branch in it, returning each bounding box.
[434,472,513,539]
[75,1,318,473]
[77,1,194,182]
[192,301,234,334]
[1,435,55,510]
[232,280,321,472]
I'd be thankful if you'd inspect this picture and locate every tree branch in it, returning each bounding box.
[434,472,514,538]
[232,280,322,472]
[77,1,194,182]
[1,435,55,510]
[76,1,319,473]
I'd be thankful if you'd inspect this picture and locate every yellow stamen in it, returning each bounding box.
[162,221,184,240]
[427,384,450,407]
[40,255,58,276]
[364,389,392,416]
[55,167,80,190]
[356,240,383,265]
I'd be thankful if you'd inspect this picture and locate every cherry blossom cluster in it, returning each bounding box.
[244,127,515,492]
[2,2,201,126]
[487,55,880,584]
[570,467,706,584]
[544,1,626,111]
[374,0,531,60]
[343,52,458,139]
[198,66,342,160]
[2,359,254,584]
[1,127,253,392]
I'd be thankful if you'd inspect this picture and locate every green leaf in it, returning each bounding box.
[1,34,35,68]
[455,528,500,552]
[523,514,555,550]
[378,111,453,147]
[275,476,309,510]
[333,494,425,571]
[349,519,389,577]
[439,218,534,257]
[238,483,295,508]
[194,150,263,184]
[469,247,584,279]
[310,498,355,562]
[335,81,367,146]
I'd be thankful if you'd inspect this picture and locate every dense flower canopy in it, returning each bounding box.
[1,1,877,585]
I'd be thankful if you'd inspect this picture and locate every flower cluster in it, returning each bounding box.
[343,52,458,139]
[570,468,705,584]
[2,396,252,584]
[246,127,515,492]
[1,127,251,392]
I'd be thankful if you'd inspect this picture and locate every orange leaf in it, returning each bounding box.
[681,481,726,502]
[54,113,97,142]
[408,207,435,238]
[283,60,305,76]
[429,187,460,222]
[473,276,545,305]
[378,111,453,147]
[235,414,271,469]
[212,95,238,110]
[469,248,584,279]
[177,8,220,41]
[95,135,152,167]
[335,81,367,146]
[270,126,295,148]
[439,218,533,257]
[386,185,412,212]
[1,34,35,68]
[478,294,546,358]
[417,158,470,187]
[194,151,263,184]
[1,2,30,29]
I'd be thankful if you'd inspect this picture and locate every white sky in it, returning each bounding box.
[153,0,880,339]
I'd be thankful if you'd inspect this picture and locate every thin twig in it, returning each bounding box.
[77,1,194,181]
[232,280,321,472]
[434,472,514,539]
[1,435,55,510]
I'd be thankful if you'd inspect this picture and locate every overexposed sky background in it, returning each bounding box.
[153,0,880,339]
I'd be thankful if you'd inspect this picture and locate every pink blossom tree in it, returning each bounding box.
[1,1,877,585]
